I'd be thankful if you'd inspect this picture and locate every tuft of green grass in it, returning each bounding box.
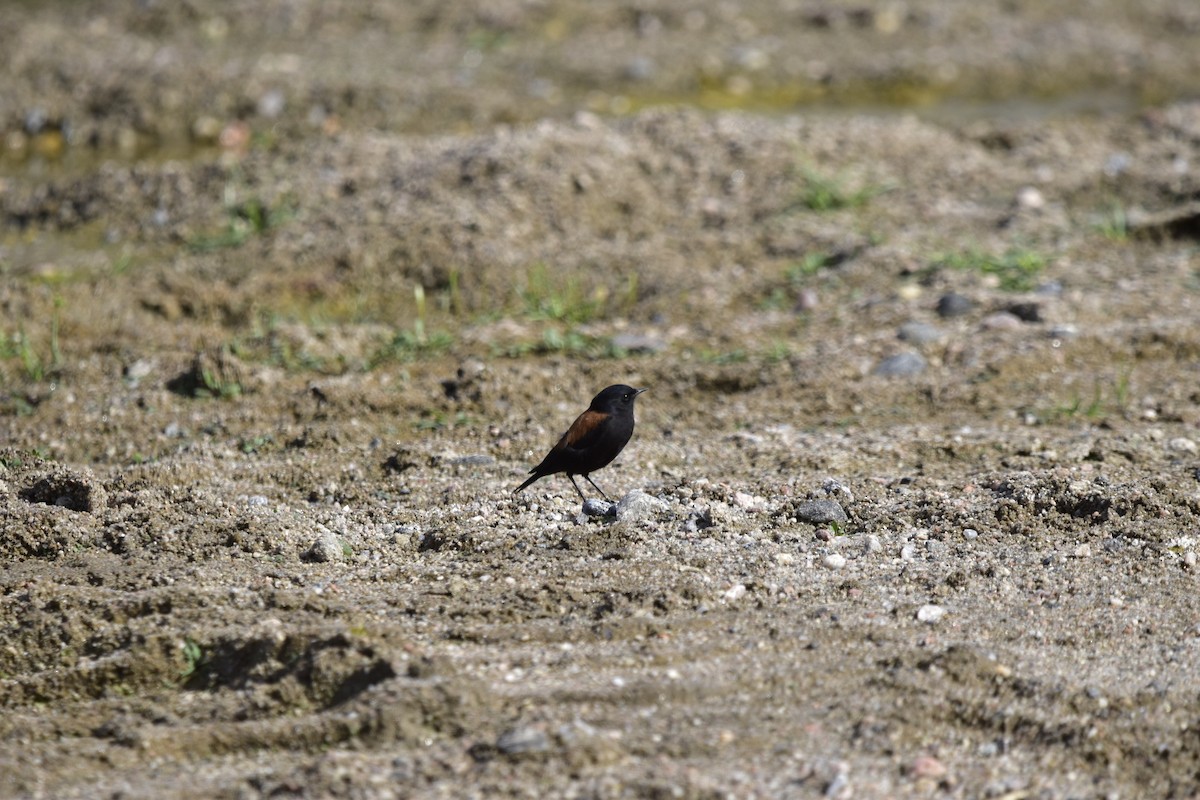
[793,164,884,212]
[187,194,294,252]
[498,329,626,359]
[371,329,454,366]
[761,251,837,309]
[198,355,243,399]
[1,297,64,383]
[240,434,273,454]
[414,410,477,431]
[698,348,749,365]
[1096,203,1129,242]
[518,263,603,324]
[179,639,203,681]
[1037,370,1133,423]
[370,285,454,367]
[934,247,1048,292]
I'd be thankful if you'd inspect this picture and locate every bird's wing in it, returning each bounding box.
[556,410,610,452]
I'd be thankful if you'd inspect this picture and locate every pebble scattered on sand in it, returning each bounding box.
[611,332,668,354]
[873,351,926,377]
[304,528,344,563]
[582,498,616,517]
[496,726,550,756]
[937,292,973,318]
[822,553,847,570]
[916,604,945,623]
[979,311,1023,331]
[898,321,943,345]
[616,490,668,520]
[794,499,848,525]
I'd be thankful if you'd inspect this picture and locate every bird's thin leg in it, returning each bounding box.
[582,474,611,501]
[567,475,588,502]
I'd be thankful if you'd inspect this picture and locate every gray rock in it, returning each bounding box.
[582,498,616,517]
[898,321,943,345]
[937,292,973,317]
[873,351,926,377]
[611,332,668,354]
[616,490,668,520]
[979,311,1022,331]
[304,528,344,563]
[497,725,550,755]
[449,454,494,466]
[793,499,848,525]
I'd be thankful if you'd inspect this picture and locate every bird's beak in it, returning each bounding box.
[634,387,648,396]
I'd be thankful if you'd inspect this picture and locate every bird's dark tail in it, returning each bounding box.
[513,471,541,494]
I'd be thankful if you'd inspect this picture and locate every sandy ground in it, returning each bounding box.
[3,1,1200,798]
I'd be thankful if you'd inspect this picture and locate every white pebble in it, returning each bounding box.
[732,491,767,511]
[822,553,847,570]
[917,604,946,623]
[722,583,747,602]
[962,528,978,540]
[1016,186,1045,210]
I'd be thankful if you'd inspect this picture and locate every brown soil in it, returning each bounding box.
[3,2,1200,797]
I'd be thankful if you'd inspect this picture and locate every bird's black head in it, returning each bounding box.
[589,384,647,415]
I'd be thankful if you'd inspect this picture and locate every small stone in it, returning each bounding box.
[257,89,286,119]
[582,498,616,517]
[937,292,973,318]
[898,321,943,345]
[611,332,668,354]
[910,755,948,779]
[874,351,926,377]
[733,491,766,511]
[449,454,495,466]
[793,499,848,525]
[496,726,550,756]
[916,604,945,623]
[821,479,854,501]
[1016,186,1045,210]
[1048,324,1078,339]
[246,495,269,507]
[822,553,847,570]
[900,543,918,560]
[304,528,343,563]
[1073,542,1092,558]
[794,287,820,312]
[979,311,1023,331]
[722,583,747,602]
[1168,437,1197,454]
[615,490,667,520]
[683,508,714,532]
[962,528,978,540]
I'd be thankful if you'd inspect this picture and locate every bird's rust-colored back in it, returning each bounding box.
[558,409,608,450]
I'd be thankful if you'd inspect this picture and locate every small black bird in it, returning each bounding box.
[514,384,647,501]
